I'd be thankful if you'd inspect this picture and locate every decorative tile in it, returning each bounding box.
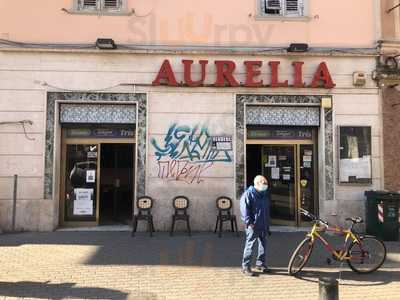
[246,106,320,126]
[45,93,147,200]
[60,104,136,124]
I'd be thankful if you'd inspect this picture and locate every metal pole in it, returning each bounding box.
[319,277,339,300]
[12,174,18,231]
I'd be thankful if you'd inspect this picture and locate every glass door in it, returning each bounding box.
[299,144,317,226]
[61,143,100,226]
[262,145,296,226]
[261,143,317,226]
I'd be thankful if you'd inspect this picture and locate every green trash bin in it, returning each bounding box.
[364,191,400,241]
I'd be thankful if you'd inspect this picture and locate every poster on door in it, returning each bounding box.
[73,188,94,215]
[86,170,96,183]
[271,167,280,180]
[266,155,277,167]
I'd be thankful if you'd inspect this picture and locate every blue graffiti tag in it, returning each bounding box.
[151,123,232,163]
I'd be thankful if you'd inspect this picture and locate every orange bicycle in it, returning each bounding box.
[288,208,386,275]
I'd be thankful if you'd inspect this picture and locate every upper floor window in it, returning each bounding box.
[76,0,123,12]
[260,0,306,18]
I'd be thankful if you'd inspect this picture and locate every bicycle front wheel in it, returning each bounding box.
[347,236,386,274]
[288,237,314,275]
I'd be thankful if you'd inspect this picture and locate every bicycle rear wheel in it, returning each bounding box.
[288,237,314,275]
[347,236,386,274]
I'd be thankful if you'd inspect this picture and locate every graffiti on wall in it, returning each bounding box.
[151,123,232,184]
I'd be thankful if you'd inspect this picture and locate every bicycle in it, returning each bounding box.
[288,208,387,275]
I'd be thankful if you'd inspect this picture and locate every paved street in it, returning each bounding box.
[0,230,399,300]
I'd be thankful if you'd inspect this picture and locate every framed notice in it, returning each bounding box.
[338,126,372,184]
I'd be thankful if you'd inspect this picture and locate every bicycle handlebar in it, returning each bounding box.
[299,208,329,227]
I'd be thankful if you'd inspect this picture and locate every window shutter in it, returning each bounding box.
[285,0,304,16]
[79,0,99,10]
[103,0,122,10]
[266,0,281,9]
[265,0,282,15]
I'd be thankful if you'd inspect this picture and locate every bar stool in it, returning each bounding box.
[214,196,239,237]
[170,196,191,236]
[131,196,155,237]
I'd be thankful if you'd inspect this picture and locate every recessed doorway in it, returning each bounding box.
[99,143,134,225]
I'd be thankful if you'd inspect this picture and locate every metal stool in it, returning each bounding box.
[214,196,239,237]
[170,196,191,236]
[131,196,155,237]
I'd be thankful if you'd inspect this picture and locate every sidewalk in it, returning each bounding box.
[0,231,399,300]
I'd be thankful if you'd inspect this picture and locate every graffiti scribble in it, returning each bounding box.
[151,123,232,163]
[151,123,233,184]
[157,160,213,184]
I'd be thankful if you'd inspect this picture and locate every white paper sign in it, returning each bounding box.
[73,188,94,215]
[74,188,93,201]
[267,156,277,167]
[303,155,312,162]
[283,174,290,181]
[339,156,371,182]
[86,170,96,183]
[271,167,280,180]
[73,200,93,215]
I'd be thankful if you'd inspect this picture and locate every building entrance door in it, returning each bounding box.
[261,144,317,226]
[60,126,135,227]
[246,127,318,226]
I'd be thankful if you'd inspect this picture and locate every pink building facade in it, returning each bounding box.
[0,0,382,231]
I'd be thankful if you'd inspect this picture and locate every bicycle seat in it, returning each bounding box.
[345,217,363,224]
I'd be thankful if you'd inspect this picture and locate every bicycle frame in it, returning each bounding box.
[307,222,361,261]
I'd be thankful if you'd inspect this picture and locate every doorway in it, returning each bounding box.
[246,127,318,226]
[99,144,134,225]
[60,126,136,227]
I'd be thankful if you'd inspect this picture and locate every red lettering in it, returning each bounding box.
[183,60,208,87]
[310,62,335,88]
[152,59,179,86]
[244,61,263,87]
[292,61,305,88]
[214,60,240,87]
[269,61,288,87]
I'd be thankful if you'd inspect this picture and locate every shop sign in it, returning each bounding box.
[248,127,313,140]
[67,128,135,139]
[152,59,335,88]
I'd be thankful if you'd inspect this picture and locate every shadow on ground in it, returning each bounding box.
[0,281,141,299]
[0,231,399,274]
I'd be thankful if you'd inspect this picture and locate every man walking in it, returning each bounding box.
[240,175,271,276]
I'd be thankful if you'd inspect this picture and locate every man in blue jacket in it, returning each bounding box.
[240,175,271,276]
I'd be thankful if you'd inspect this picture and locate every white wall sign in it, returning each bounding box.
[212,136,233,150]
